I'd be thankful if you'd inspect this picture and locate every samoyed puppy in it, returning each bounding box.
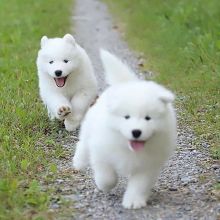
[36,34,98,131]
[73,50,176,209]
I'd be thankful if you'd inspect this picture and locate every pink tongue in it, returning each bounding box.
[129,140,145,151]
[54,77,65,87]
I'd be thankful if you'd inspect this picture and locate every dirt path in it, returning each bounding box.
[51,0,219,219]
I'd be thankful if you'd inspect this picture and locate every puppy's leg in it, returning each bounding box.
[64,91,96,131]
[42,93,72,120]
[92,160,118,192]
[47,107,56,120]
[122,172,157,209]
[64,115,79,132]
[73,140,89,170]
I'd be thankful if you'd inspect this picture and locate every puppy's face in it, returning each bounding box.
[37,34,80,87]
[106,81,174,152]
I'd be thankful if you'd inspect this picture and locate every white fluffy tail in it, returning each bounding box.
[100,49,138,85]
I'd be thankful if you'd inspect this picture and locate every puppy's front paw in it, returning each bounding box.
[72,156,87,171]
[57,106,71,119]
[64,119,79,131]
[94,169,117,193]
[122,194,146,209]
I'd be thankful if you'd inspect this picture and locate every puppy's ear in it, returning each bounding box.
[63,34,76,46]
[100,49,138,86]
[147,81,175,104]
[105,88,120,113]
[40,36,48,48]
[159,89,175,104]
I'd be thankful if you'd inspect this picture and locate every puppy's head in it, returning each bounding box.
[37,34,80,87]
[106,81,175,152]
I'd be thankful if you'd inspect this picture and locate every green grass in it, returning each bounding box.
[0,0,72,219]
[105,0,220,159]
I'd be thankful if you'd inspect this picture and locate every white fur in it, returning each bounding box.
[36,34,98,131]
[73,50,176,209]
[100,49,138,85]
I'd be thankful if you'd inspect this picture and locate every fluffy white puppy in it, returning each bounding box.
[73,50,176,209]
[36,34,98,131]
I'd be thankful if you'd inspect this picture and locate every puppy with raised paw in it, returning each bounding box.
[36,34,98,131]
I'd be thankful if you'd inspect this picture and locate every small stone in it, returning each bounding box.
[169,187,178,191]
[184,206,191,211]
[51,203,59,209]
[57,179,64,184]
[94,188,99,193]
[138,58,144,67]
[78,185,86,191]
[212,189,220,199]
[64,194,79,201]
[212,164,220,170]
[56,188,62,193]
[181,176,192,185]
[191,178,198,183]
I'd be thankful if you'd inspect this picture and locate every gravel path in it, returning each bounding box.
[51,0,220,219]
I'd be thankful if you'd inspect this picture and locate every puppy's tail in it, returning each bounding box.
[100,49,138,85]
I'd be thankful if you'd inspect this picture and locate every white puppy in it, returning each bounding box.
[36,34,98,131]
[73,50,176,209]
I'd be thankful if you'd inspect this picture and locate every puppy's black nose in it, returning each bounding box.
[55,70,62,77]
[132,129,142,138]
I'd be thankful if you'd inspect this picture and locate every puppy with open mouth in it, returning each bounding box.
[73,50,177,209]
[36,34,98,131]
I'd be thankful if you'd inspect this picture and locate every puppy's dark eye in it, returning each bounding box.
[124,115,130,119]
[63,59,69,63]
[49,61,54,64]
[145,116,151,121]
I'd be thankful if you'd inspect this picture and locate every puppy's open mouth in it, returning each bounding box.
[54,76,68,87]
[128,140,145,152]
